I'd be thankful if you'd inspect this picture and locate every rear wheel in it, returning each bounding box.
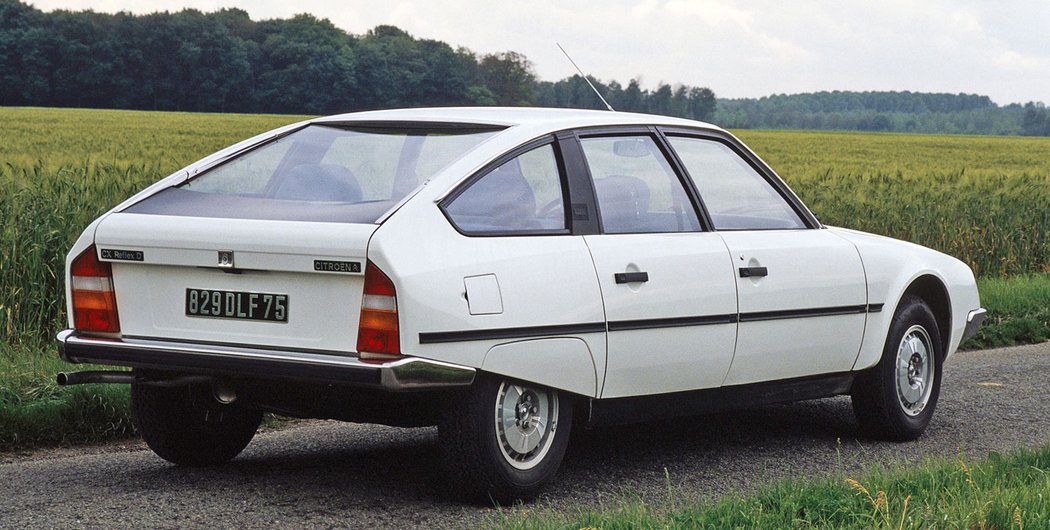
[852,295,943,440]
[131,378,262,466]
[438,375,573,504]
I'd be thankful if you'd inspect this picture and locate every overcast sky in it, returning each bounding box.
[28,0,1050,105]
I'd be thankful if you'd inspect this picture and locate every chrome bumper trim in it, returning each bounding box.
[56,330,475,391]
[961,308,987,344]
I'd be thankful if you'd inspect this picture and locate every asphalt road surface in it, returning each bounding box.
[2,342,1048,528]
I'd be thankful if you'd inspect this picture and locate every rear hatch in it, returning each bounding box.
[95,213,374,353]
[90,121,502,353]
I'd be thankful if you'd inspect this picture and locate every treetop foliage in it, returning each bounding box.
[0,0,715,119]
[715,93,1049,136]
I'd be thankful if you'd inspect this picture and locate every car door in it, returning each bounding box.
[574,131,738,399]
[665,133,868,386]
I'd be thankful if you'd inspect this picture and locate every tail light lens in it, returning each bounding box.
[70,246,120,334]
[357,261,401,361]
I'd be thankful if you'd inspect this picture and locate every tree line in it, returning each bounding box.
[1,0,1046,136]
[0,0,715,119]
[715,92,1050,136]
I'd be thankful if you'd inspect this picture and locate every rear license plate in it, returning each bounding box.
[185,288,288,323]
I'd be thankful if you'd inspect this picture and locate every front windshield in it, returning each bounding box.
[126,124,501,223]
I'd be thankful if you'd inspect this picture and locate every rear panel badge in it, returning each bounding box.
[100,248,144,262]
[314,260,362,274]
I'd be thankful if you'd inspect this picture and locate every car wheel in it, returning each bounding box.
[438,375,573,504]
[131,378,262,466]
[852,294,943,441]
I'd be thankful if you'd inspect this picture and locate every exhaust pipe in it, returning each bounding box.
[57,371,137,386]
[56,371,214,388]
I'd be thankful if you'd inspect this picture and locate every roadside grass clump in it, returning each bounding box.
[970,275,1050,348]
[495,445,1050,529]
[0,341,133,450]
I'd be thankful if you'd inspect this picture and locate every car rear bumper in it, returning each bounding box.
[961,308,987,344]
[56,330,476,391]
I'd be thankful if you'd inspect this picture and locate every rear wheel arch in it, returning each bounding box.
[480,338,599,397]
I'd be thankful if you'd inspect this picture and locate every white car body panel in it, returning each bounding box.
[719,229,867,385]
[368,194,608,395]
[481,338,597,397]
[93,213,374,352]
[829,226,980,369]
[584,232,737,398]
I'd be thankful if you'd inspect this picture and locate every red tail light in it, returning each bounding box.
[357,261,400,361]
[70,246,120,334]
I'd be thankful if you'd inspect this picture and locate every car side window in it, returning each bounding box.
[668,136,806,230]
[445,143,566,234]
[580,135,700,234]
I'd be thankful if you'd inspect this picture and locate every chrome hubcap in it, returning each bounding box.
[896,325,934,416]
[495,382,558,470]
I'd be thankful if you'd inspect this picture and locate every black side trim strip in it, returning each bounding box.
[740,304,868,322]
[419,322,606,344]
[419,304,887,344]
[608,314,737,331]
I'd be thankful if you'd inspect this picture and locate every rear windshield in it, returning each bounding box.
[125,124,502,223]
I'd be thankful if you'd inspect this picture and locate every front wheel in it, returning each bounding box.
[852,295,943,441]
[438,375,573,504]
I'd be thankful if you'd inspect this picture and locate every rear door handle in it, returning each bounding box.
[615,271,649,284]
[739,266,768,278]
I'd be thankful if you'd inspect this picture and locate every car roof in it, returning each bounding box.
[312,106,721,132]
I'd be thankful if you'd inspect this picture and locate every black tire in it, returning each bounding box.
[131,379,262,466]
[852,294,943,441]
[438,375,573,504]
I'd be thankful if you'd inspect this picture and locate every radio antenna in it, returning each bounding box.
[556,42,615,111]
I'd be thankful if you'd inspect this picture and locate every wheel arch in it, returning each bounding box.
[480,337,599,398]
[855,271,953,372]
[835,226,976,372]
[900,274,952,360]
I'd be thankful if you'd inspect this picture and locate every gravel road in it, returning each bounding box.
[2,342,1048,528]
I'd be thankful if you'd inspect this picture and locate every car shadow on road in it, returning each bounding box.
[98,396,864,516]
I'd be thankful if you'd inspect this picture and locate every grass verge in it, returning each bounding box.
[0,341,133,451]
[495,444,1050,529]
[968,275,1050,348]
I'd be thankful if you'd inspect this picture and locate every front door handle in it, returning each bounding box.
[739,266,768,278]
[615,271,649,284]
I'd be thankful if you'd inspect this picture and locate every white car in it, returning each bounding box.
[57,107,985,503]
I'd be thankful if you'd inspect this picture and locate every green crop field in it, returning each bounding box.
[737,130,1050,278]
[1,107,1049,449]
